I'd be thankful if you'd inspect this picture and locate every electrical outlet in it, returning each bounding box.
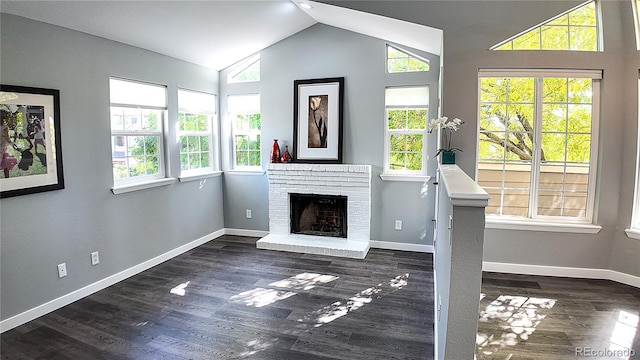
[246,209,252,219]
[394,220,403,230]
[57,263,67,278]
[91,251,100,266]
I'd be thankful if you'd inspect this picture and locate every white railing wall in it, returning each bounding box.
[434,164,489,360]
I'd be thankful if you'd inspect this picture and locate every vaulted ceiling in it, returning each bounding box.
[0,0,442,71]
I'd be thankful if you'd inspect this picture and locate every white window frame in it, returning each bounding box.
[228,94,261,170]
[491,0,602,52]
[386,44,430,74]
[109,77,171,192]
[177,89,219,180]
[626,74,640,239]
[477,69,601,229]
[383,86,430,179]
[227,54,260,84]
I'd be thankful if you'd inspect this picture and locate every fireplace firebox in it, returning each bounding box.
[290,193,347,238]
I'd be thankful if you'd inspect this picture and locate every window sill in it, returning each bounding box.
[111,178,177,195]
[624,228,640,241]
[380,173,431,182]
[179,171,222,182]
[486,218,602,234]
[224,169,266,176]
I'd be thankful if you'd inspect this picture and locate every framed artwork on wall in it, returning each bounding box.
[1,85,64,198]
[293,77,344,163]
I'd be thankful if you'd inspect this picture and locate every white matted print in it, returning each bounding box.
[293,77,343,163]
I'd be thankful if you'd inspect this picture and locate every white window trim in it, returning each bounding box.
[112,177,176,194]
[177,89,219,177]
[383,87,430,177]
[490,0,603,52]
[178,170,222,182]
[486,217,602,234]
[229,94,261,170]
[227,54,260,84]
[110,111,167,186]
[477,69,601,224]
[386,44,430,74]
[380,173,431,182]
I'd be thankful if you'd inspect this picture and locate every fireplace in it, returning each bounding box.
[290,193,347,238]
[257,163,371,258]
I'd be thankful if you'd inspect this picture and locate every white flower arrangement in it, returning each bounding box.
[428,116,464,156]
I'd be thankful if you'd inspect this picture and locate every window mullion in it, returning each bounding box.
[530,77,544,219]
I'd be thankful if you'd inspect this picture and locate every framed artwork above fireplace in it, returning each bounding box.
[293,77,344,163]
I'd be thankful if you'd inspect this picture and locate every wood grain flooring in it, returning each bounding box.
[3,235,640,360]
[1,235,434,360]
[477,272,640,360]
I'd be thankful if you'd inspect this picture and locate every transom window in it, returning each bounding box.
[477,70,601,223]
[178,89,217,176]
[228,94,261,168]
[384,86,429,174]
[387,45,429,73]
[492,1,600,51]
[109,78,167,185]
[227,54,260,83]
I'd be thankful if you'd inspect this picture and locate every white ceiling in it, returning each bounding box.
[0,0,442,71]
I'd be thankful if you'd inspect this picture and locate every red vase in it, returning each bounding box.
[281,145,292,163]
[270,139,281,163]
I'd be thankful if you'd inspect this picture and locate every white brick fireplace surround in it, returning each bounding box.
[256,163,371,258]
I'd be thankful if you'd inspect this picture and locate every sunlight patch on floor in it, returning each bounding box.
[298,273,410,327]
[476,295,556,357]
[169,281,190,296]
[609,310,638,355]
[231,272,339,307]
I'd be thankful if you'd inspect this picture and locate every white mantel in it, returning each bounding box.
[256,163,372,258]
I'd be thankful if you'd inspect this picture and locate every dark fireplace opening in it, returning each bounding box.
[290,193,347,238]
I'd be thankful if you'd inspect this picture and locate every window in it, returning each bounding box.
[477,70,601,223]
[384,86,429,174]
[110,78,167,185]
[178,89,217,176]
[227,54,260,83]
[228,94,261,168]
[492,1,600,51]
[387,45,429,73]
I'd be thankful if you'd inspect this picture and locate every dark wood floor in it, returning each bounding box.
[3,236,640,360]
[1,235,434,360]
[477,272,640,360]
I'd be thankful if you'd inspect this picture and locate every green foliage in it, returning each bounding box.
[479,77,592,164]
[389,134,423,170]
[494,1,598,51]
[387,45,429,73]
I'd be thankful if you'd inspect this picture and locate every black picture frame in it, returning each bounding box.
[1,85,64,198]
[293,77,344,163]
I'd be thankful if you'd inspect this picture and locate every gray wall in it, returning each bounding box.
[220,24,440,244]
[325,0,640,277]
[0,14,224,320]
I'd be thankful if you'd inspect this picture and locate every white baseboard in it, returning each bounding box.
[0,229,225,333]
[483,261,640,288]
[224,228,270,237]
[369,240,434,253]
